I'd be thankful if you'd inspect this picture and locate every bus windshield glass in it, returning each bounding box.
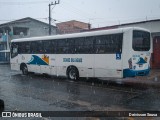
[133,30,150,51]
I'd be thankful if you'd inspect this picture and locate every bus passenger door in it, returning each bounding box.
[87,55,95,77]
[40,54,52,74]
[94,54,122,78]
[80,55,94,78]
[10,43,19,71]
[50,56,57,75]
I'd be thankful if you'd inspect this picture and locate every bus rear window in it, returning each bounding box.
[133,30,150,51]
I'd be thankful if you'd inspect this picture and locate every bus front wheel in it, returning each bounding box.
[22,65,28,75]
[67,67,79,80]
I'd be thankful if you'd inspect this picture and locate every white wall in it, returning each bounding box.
[119,20,160,33]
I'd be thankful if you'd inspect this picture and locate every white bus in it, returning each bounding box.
[10,27,152,80]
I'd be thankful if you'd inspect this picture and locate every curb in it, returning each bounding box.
[99,75,160,89]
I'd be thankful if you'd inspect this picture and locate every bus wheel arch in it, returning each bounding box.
[67,66,79,80]
[20,63,28,75]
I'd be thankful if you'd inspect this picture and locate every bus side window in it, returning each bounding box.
[30,42,37,54]
[106,35,113,53]
[118,34,123,53]
[25,42,31,54]
[75,37,84,54]
[113,34,123,53]
[68,38,75,54]
[84,36,94,54]
[37,41,43,53]
[42,40,56,54]
[95,35,106,54]
[57,39,68,54]
[42,41,50,53]
[105,34,123,54]
[51,40,57,54]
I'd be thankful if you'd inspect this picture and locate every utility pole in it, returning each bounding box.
[6,30,9,50]
[49,0,60,35]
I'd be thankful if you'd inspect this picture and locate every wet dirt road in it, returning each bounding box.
[0,64,160,120]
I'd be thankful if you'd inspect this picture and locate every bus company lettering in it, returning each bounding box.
[63,58,82,63]
[133,55,140,57]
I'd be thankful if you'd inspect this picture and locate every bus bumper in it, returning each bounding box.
[123,68,150,78]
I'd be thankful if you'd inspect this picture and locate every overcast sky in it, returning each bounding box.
[0,0,160,28]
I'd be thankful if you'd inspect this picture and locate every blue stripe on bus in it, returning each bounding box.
[123,68,150,78]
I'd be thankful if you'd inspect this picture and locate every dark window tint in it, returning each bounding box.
[75,37,84,46]
[42,41,50,53]
[133,30,150,51]
[29,41,43,54]
[42,40,56,54]
[12,33,123,55]
[18,42,31,54]
[95,34,123,54]
[57,39,68,54]
[95,35,107,54]
[81,36,94,54]
[74,37,85,54]
[50,40,57,53]
[30,42,37,53]
[67,38,75,54]
[17,40,56,54]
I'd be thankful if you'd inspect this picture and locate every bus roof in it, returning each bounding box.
[11,27,150,42]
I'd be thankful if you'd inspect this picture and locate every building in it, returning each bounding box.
[0,17,57,63]
[56,20,91,34]
[89,19,160,69]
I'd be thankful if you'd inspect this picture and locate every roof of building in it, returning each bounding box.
[0,17,56,28]
[90,19,160,31]
[56,20,90,25]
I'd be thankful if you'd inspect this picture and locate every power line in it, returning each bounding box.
[58,7,90,21]
[63,1,95,19]
[0,1,49,5]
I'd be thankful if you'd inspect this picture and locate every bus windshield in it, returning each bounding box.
[132,30,150,51]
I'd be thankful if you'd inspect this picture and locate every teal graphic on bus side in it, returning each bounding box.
[27,55,49,65]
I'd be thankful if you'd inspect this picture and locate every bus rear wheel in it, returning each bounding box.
[67,67,79,80]
[22,65,28,75]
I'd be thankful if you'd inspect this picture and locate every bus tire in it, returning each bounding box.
[67,67,79,80]
[22,65,28,75]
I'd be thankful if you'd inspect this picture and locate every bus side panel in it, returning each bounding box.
[49,54,57,75]
[94,54,122,78]
[56,54,94,78]
[122,30,133,77]
[78,54,94,78]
